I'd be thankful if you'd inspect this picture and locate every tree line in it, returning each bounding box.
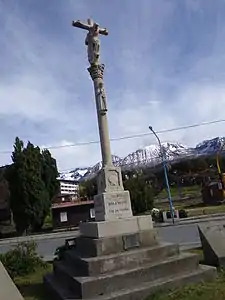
[1,137,223,234]
[80,154,223,214]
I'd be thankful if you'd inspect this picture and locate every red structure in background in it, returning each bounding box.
[51,194,95,229]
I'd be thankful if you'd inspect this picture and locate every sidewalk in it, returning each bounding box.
[0,229,79,245]
[154,212,225,227]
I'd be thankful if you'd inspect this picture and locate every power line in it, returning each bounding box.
[47,118,225,148]
[0,118,225,155]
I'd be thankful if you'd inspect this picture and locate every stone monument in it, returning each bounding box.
[198,223,225,267]
[72,18,135,234]
[0,261,24,300]
[43,18,217,300]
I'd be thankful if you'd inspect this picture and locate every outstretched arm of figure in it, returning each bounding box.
[72,20,90,30]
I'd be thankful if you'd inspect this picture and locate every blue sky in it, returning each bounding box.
[1,0,225,171]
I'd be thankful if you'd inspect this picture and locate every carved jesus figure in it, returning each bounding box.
[72,18,108,65]
[85,20,100,65]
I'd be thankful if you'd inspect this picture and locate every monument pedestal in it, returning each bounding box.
[44,214,217,300]
[44,168,217,300]
[94,166,133,221]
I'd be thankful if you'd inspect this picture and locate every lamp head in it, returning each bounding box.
[149,126,153,132]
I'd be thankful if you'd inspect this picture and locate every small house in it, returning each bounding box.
[201,181,224,205]
[51,199,95,229]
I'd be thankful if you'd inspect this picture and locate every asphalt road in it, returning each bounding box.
[158,223,200,249]
[0,218,225,260]
[0,231,79,261]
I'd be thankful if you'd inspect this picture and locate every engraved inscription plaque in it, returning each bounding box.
[94,190,133,221]
[122,233,140,250]
[106,193,131,217]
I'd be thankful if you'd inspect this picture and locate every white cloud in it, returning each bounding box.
[1,0,225,171]
[42,140,101,171]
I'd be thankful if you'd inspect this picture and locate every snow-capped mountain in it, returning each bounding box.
[121,142,193,169]
[58,137,225,182]
[57,156,122,182]
[87,155,122,179]
[57,167,91,182]
[195,137,225,155]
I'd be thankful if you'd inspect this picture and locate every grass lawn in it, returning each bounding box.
[155,183,225,217]
[186,204,225,217]
[14,263,52,300]
[156,185,200,199]
[148,272,225,300]
[154,201,225,218]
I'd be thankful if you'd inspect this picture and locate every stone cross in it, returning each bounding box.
[72,18,112,167]
[72,19,134,222]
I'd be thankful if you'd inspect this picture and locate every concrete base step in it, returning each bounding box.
[54,252,200,298]
[98,265,217,300]
[43,273,75,300]
[44,265,217,300]
[64,242,179,276]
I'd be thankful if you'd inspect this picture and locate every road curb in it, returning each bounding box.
[154,215,225,228]
[0,230,79,245]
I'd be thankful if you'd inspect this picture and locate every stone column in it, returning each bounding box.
[88,64,112,167]
[72,18,153,240]
[87,63,133,222]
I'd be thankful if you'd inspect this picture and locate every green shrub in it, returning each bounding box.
[0,241,47,278]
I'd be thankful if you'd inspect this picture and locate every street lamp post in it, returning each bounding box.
[149,126,175,224]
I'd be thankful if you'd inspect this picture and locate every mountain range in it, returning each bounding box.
[58,137,225,182]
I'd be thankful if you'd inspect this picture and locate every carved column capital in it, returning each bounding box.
[88,64,105,80]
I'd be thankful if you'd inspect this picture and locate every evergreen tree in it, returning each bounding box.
[124,174,154,215]
[79,178,97,199]
[6,138,59,234]
[22,142,49,232]
[41,149,59,200]
[6,138,29,234]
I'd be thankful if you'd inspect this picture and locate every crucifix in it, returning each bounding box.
[71,18,133,223]
[72,18,108,65]
[72,18,112,167]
